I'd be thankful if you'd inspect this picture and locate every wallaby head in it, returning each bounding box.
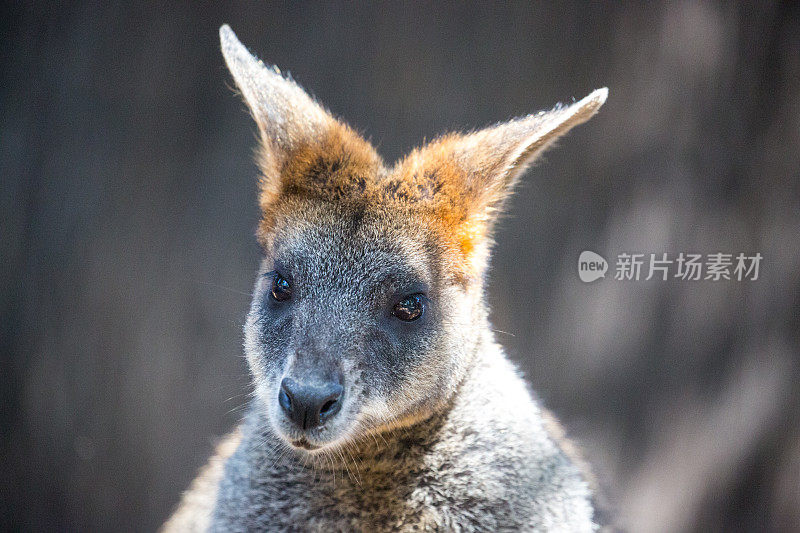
[220,25,606,456]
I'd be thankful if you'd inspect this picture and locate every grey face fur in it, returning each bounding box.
[244,203,478,453]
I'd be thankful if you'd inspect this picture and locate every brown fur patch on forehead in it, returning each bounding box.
[252,125,474,273]
[256,137,486,279]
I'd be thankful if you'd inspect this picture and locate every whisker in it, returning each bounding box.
[184,278,253,297]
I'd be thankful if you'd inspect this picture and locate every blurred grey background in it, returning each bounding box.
[2,2,799,531]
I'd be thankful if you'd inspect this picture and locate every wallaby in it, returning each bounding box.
[163,24,608,532]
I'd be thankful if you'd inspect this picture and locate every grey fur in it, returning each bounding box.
[163,25,605,532]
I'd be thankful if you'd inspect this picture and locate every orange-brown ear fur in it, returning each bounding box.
[387,88,608,261]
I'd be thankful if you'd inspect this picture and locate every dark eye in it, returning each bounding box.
[270,273,292,302]
[393,294,425,322]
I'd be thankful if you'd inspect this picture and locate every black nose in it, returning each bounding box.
[279,377,343,430]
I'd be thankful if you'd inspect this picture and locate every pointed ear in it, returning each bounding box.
[220,24,333,157]
[390,88,607,253]
[219,25,382,212]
